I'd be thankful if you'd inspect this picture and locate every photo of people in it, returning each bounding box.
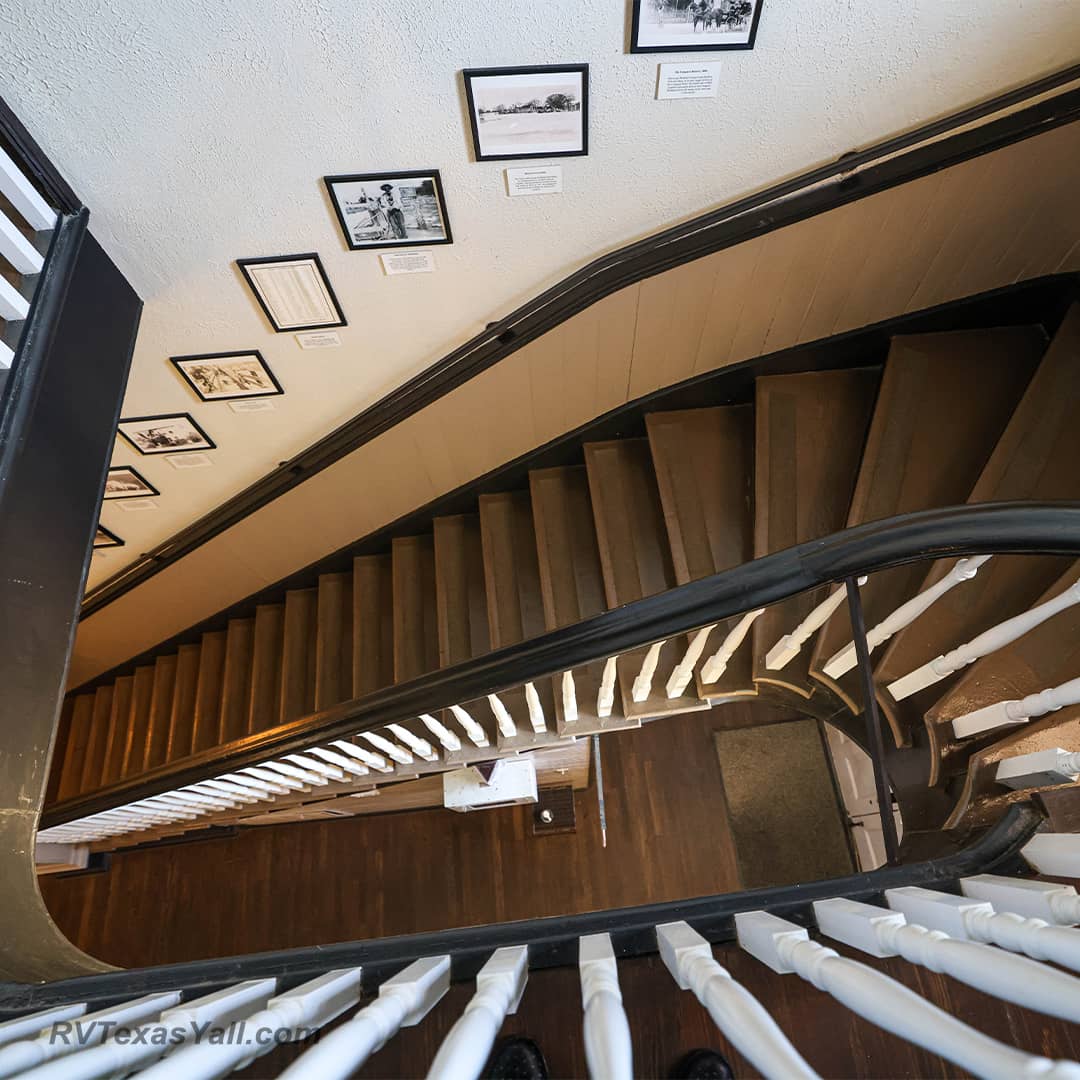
[171,351,283,402]
[325,172,452,251]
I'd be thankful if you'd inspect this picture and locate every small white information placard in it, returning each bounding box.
[657,62,721,100]
[381,250,436,275]
[506,166,564,198]
[228,398,277,414]
[295,330,342,349]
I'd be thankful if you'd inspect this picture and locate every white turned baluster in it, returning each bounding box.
[427,947,528,1080]
[951,677,1080,739]
[330,740,393,773]
[450,704,490,748]
[561,672,579,726]
[579,934,633,1080]
[962,875,1080,925]
[260,760,330,786]
[140,968,364,1080]
[766,579,866,672]
[488,694,517,738]
[198,779,269,803]
[25,980,277,1080]
[632,642,664,703]
[996,747,1080,789]
[283,754,346,781]
[740,909,1080,1080]
[824,556,992,679]
[419,714,461,753]
[220,771,290,796]
[0,993,181,1078]
[241,764,309,790]
[524,682,547,733]
[358,732,414,765]
[814,896,1080,1023]
[886,885,1080,977]
[666,625,716,699]
[279,957,450,1080]
[889,580,1080,701]
[386,724,438,762]
[1023,833,1080,878]
[657,922,817,1080]
[307,746,370,778]
[0,1005,86,1050]
[0,145,56,232]
[597,657,619,718]
[700,609,765,684]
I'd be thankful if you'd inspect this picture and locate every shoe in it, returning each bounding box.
[670,1047,735,1079]
[484,1036,549,1079]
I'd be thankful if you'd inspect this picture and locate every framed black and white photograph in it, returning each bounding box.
[104,466,159,500]
[237,253,347,333]
[630,0,763,52]
[463,65,588,161]
[93,524,124,548]
[117,413,215,455]
[325,171,452,251]
[170,350,283,402]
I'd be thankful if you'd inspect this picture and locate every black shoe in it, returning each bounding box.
[484,1036,549,1080]
[670,1047,735,1079]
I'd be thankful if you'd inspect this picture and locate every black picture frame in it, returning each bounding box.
[236,253,347,333]
[324,171,454,252]
[629,0,764,53]
[170,349,284,403]
[462,64,589,162]
[93,524,124,548]
[117,413,216,456]
[104,466,159,500]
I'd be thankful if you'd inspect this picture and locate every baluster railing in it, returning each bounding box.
[631,641,664,703]
[420,714,462,753]
[279,957,449,1080]
[657,921,817,1079]
[450,705,490,748]
[0,1005,86,1049]
[139,968,364,1080]
[487,694,517,738]
[951,677,1080,738]
[386,724,438,761]
[886,885,1080,976]
[579,933,633,1080]
[889,580,1080,700]
[427,946,528,1080]
[813,896,1080,1022]
[823,556,992,679]
[700,609,764,684]
[738,909,1080,1080]
[666,625,715,699]
[524,682,547,733]
[765,580,865,671]
[561,671,578,726]
[996,747,1080,789]
[1022,832,1080,878]
[962,873,1080,924]
[597,657,619,718]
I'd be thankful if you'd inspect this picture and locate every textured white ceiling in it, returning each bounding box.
[2,0,1078,590]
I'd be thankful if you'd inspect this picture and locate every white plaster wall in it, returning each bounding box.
[2,0,1078,587]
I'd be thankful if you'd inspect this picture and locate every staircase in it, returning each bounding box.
[46,305,1080,852]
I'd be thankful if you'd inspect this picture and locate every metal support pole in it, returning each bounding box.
[593,734,607,848]
[845,577,900,866]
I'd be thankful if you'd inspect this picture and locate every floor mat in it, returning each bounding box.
[714,719,854,888]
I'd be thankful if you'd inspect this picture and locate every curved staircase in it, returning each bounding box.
[45,305,1080,854]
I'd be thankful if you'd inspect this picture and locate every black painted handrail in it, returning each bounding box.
[43,501,1080,829]
[3,805,1041,1011]
[81,66,1080,617]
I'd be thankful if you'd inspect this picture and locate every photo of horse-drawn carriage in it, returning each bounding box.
[631,0,762,51]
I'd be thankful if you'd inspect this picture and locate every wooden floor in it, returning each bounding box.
[40,704,801,967]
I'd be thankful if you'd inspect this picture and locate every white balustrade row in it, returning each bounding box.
[823,556,992,679]
[765,579,865,672]
[890,579,1080,701]
[952,676,1080,738]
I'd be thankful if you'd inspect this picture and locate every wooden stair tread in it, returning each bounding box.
[57,694,94,801]
[315,574,353,711]
[219,618,255,744]
[752,368,878,697]
[191,630,227,753]
[353,555,395,699]
[281,589,317,724]
[167,643,201,761]
[79,685,114,794]
[584,438,705,720]
[434,514,490,666]
[875,307,1080,739]
[101,675,134,787]
[647,407,754,703]
[249,605,284,734]
[392,536,440,683]
[144,654,178,771]
[121,665,156,778]
[809,328,1044,708]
